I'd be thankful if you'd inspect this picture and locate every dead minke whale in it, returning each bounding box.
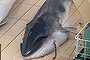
[20,0,73,59]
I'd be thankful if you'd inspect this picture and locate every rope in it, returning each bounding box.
[52,41,57,60]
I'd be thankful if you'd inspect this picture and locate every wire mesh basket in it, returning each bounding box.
[74,20,90,60]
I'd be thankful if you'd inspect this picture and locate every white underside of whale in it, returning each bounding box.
[0,0,16,24]
[23,31,68,59]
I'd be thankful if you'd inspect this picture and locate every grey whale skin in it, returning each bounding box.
[20,0,73,59]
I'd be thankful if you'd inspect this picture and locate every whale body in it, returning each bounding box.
[0,0,16,26]
[20,0,73,59]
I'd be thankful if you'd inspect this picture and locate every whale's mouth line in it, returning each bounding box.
[21,38,54,59]
[21,38,45,57]
[22,52,48,59]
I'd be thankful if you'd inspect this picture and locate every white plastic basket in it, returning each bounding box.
[74,20,90,60]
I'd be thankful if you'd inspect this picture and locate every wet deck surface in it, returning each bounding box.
[0,0,84,60]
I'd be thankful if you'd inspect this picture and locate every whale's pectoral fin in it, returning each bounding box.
[52,41,57,60]
[63,27,77,34]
